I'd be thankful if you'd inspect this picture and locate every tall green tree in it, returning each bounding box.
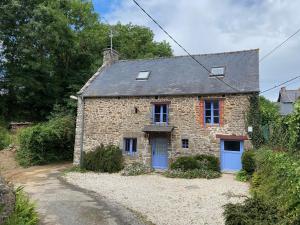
[0,0,172,121]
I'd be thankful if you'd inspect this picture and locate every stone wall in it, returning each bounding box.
[73,94,251,166]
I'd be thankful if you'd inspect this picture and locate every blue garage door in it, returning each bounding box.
[221,140,244,172]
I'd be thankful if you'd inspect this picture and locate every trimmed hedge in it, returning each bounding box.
[16,116,75,167]
[170,154,220,172]
[83,144,124,173]
[166,154,221,179]
[241,150,256,175]
[163,168,221,179]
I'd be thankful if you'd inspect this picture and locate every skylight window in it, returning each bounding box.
[136,71,150,80]
[210,67,225,76]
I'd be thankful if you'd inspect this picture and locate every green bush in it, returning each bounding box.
[121,162,152,176]
[170,156,199,171]
[163,168,221,179]
[252,149,300,224]
[242,150,256,175]
[83,144,124,173]
[235,170,251,182]
[170,154,220,172]
[4,187,38,225]
[0,127,10,150]
[194,154,220,172]
[16,116,75,167]
[224,197,282,225]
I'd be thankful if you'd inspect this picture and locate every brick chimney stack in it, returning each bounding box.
[103,48,119,65]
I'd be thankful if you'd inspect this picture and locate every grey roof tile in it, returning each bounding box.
[83,49,259,97]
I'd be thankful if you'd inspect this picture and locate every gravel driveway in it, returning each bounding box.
[65,173,249,225]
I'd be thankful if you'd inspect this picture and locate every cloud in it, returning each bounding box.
[99,0,300,100]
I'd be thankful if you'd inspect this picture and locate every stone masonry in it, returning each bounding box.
[73,94,251,166]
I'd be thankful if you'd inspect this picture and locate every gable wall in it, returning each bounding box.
[73,94,252,166]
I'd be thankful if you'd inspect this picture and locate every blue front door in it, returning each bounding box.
[221,140,244,172]
[152,138,168,169]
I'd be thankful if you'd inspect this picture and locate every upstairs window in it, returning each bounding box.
[124,138,137,155]
[210,66,225,77]
[136,71,150,80]
[154,104,168,124]
[205,100,219,125]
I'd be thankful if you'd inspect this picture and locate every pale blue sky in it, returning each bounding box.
[91,0,300,101]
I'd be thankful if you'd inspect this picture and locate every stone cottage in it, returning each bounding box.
[73,48,259,171]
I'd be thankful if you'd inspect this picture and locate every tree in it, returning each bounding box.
[259,96,280,126]
[0,0,173,121]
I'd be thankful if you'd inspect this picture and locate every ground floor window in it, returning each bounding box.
[124,138,137,155]
[181,139,189,148]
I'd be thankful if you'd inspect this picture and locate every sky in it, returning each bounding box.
[92,0,300,101]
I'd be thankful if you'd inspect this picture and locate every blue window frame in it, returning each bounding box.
[153,104,168,124]
[124,138,137,155]
[204,100,219,125]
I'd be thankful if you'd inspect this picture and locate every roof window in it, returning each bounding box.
[136,71,150,80]
[210,66,225,76]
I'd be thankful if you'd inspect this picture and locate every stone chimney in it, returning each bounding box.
[280,87,286,93]
[103,48,119,65]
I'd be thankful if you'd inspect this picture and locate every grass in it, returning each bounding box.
[62,166,88,175]
[4,187,38,225]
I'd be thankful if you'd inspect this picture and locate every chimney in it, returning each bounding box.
[280,87,286,92]
[103,48,119,65]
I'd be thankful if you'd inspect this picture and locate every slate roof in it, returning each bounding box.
[83,49,259,97]
[278,89,300,103]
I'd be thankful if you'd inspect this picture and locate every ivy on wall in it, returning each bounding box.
[247,94,264,149]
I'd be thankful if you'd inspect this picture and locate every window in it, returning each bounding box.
[154,104,168,123]
[205,100,219,125]
[224,141,240,152]
[136,71,150,80]
[182,139,189,148]
[210,66,225,76]
[124,138,137,155]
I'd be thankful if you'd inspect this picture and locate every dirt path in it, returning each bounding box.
[0,150,146,225]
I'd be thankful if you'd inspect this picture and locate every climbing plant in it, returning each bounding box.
[247,94,264,149]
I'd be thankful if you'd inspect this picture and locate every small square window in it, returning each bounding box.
[210,67,225,76]
[224,141,240,152]
[182,139,189,148]
[136,71,150,80]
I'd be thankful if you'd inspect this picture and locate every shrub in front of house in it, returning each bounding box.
[166,154,221,179]
[170,154,220,172]
[83,144,124,173]
[121,162,153,176]
[16,116,75,167]
[163,168,221,179]
[235,170,251,182]
[241,150,256,175]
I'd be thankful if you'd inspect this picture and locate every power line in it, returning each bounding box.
[260,27,300,62]
[259,75,300,94]
[132,0,240,92]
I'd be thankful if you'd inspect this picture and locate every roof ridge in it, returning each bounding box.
[117,48,259,63]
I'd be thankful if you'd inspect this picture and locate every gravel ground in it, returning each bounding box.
[65,173,249,225]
